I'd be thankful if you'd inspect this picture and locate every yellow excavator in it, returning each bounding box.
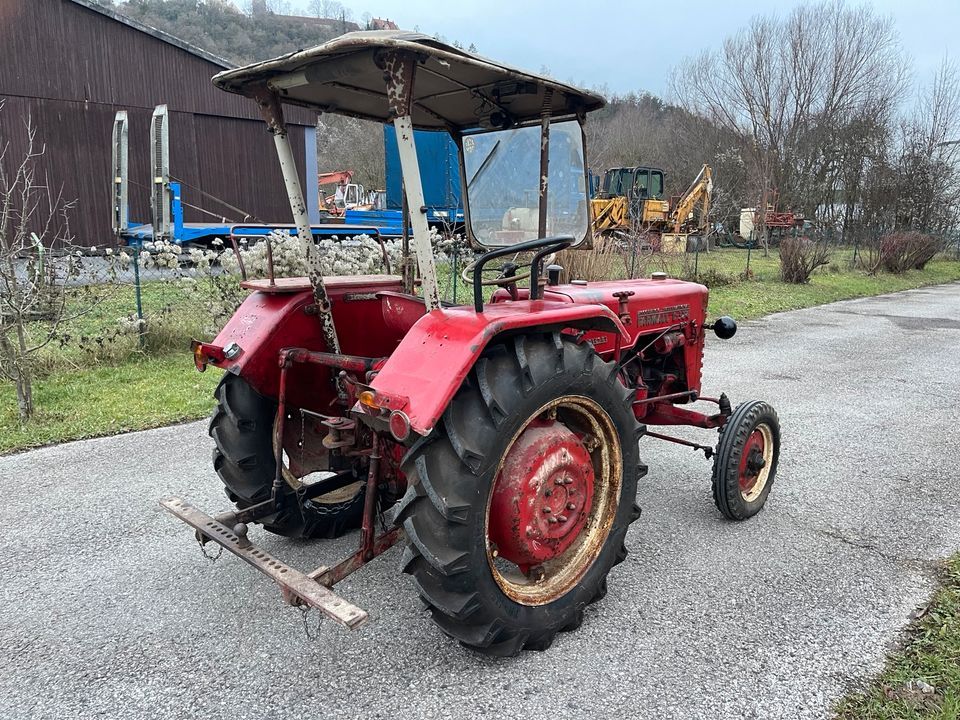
[591,164,712,250]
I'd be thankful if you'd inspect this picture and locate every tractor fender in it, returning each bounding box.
[205,287,318,397]
[200,275,407,407]
[367,300,627,435]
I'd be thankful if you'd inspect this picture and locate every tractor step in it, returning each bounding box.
[160,496,368,630]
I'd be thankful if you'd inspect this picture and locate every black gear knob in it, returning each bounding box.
[546,264,563,286]
[710,316,737,339]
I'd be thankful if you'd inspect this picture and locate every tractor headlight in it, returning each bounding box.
[710,316,737,340]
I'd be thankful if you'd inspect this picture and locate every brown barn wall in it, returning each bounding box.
[0,96,307,246]
[0,0,314,123]
[0,0,315,247]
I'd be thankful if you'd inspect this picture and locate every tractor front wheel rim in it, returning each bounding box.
[738,423,773,502]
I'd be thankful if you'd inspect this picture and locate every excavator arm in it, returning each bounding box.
[670,164,712,233]
[318,170,355,186]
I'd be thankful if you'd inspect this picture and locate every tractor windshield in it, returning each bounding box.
[463,120,588,247]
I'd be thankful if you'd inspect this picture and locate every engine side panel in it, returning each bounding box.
[493,277,709,393]
[544,277,709,393]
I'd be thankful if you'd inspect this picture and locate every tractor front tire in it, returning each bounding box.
[396,333,645,656]
[711,400,780,521]
[209,374,365,539]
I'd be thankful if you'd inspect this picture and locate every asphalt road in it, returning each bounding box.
[2,283,959,720]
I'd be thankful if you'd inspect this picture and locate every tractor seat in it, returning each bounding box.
[240,274,403,293]
[377,290,456,335]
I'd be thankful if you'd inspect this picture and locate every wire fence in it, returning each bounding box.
[7,227,958,381]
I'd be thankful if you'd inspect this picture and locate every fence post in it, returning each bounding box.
[629,234,638,278]
[694,240,700,280]
[132,247,145,350]
[746,242,752,278]
[451,238,458,304]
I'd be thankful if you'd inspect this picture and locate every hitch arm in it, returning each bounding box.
[160,497,369,629]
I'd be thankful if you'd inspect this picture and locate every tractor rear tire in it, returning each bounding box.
[209,374,365,539]
[711,400,780,521]
[395,333,645,656]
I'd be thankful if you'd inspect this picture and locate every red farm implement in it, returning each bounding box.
[161,31,781,656]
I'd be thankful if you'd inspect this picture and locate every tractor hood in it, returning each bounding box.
[544,277,709,326]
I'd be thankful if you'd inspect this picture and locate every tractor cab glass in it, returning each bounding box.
[602,168,628,197]
[629,168,664,200]
[602,167,664,201]
[462,120,589,247]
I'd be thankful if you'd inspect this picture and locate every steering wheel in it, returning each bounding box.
[467,236,575,311]
[459,253,556,287]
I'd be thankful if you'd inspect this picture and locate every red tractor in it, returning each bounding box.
[163,32,781,656]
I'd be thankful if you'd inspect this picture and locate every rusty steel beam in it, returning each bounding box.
[160,496,368,629]
[537,88,553,240]
[377,49,441,311]
[643,430,714,459]
[313,527,404,587]
[280,347,379,374]
[253,86,341,354]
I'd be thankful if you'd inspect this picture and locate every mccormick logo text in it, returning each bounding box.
[636,304,690,328]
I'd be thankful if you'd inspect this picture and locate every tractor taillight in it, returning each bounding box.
[389,410,411,442]
[191,340,226,372]
[358,390,379,409]
[191,340,208,372]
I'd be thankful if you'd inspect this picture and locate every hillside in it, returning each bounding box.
[107,0,355,66]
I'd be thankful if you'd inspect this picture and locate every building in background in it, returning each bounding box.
[369,18,399,31]
[0,0,319,247]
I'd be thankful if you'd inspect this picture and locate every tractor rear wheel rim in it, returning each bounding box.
[485,395,621,606]
[738,423,773,502]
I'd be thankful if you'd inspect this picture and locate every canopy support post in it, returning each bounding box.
[254,88,340,354]
[537,89,553,239]
[379,50,440,312]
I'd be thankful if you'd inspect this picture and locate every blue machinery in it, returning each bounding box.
[344,125,464,234]
[111,107,464,248]
[111,105,383,248]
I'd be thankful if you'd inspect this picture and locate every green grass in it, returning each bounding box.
[0,352,222,454]
[708,258,960,320]
[610,248,960,320]
[835,555,960,720]
[25,276,226,375]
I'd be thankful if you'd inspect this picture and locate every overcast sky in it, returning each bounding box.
[285,0,955,98]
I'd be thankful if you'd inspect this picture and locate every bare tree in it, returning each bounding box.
[0,112,84,423]
[316,115,384,190]
[895,59,960,234]
[308,0,343,18]
[671,1,906,247]
[244,0,290,15]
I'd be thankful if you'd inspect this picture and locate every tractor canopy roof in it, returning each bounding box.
[212,31,605,132]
